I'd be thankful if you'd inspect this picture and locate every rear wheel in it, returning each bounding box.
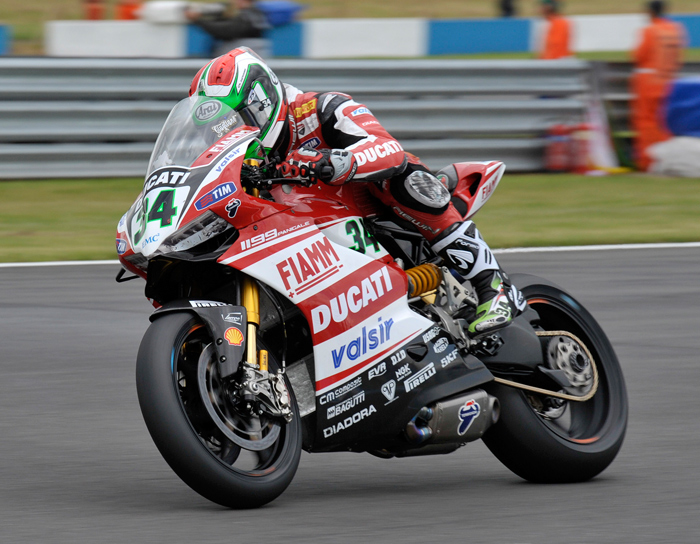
[482,274,628,483]
[136,312,302,508]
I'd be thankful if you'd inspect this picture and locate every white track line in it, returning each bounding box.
[1,242,700,269]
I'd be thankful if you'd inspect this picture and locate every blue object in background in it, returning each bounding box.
[258,1,304,27]
[671,14,700,48]
[428,18,531,55]
[186,25,215,57]
[267,22,303,57]
[0,25,10,56]
[666,78,700,137]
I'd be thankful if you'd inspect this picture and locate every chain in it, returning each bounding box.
[492,330,599,402]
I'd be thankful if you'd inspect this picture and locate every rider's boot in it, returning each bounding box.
[431,221,523,335]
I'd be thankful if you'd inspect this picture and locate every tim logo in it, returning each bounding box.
[195,182,236,211]
[457,400,481,435]
[276,237,341,297]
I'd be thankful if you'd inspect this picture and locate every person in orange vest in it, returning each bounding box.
[539,0,572,60]
[630,1,686,171]
[116,1,142,20]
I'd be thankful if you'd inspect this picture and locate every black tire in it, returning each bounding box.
[136,312,302,508]
[482,274,628,483]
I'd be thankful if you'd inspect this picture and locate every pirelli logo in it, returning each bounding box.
[294,99,317,118]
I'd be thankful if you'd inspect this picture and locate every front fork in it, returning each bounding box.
[242,275,267,371]
[239,275,292,422]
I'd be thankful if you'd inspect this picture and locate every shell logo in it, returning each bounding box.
[224,327,244,346]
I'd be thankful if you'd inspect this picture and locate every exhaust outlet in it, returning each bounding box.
[408,389,499,446]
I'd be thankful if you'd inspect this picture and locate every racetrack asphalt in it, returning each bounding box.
[1,247,698,543]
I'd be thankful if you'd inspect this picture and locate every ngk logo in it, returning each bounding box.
[276,237,341,297]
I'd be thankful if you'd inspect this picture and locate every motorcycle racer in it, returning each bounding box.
[188,47,523,335]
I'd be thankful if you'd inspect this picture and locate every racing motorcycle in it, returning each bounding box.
[116,97,628,508]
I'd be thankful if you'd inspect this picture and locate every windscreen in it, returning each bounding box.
[146,96,247,177]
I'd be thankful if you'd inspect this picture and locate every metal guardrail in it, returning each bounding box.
[0,58,591,179]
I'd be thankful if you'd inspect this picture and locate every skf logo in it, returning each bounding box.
[310,266,393,333]
[195,182,236,211]
[294,99,317,118]
[354,141,403,167]
[458,400,481,435]
[224,327,244,346]
[276,237,340,297]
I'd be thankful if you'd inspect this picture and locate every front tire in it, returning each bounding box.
[136,312,302,508]
[482,274,628,483]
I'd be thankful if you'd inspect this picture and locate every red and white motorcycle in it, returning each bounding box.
[117,98,628,508]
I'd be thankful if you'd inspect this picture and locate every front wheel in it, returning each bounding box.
[482,274,628,483]
[136,312,302,508]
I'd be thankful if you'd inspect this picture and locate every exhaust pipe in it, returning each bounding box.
[406,389,499,446]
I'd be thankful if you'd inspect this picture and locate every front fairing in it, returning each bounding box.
[116,97,287,269]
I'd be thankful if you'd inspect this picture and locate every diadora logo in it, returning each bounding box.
[294,99,317,118]
[310,266,393,334]
[433,337,449,354]
[331,317,394,369]
[276,237,341,297]
[116,238,127,255]
[194,182,237,211]
[458,400,481,435]
[354,141,403,167]
[351,107,371,117]
[144,168,191,192]
[323,405,376,438]
[404,363,436,392]
[369,362,387,380]
[441,348,459,368]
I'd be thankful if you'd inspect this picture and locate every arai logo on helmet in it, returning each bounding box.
[195,101,222,121]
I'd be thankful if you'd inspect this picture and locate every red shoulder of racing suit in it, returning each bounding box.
[285,86,409,182]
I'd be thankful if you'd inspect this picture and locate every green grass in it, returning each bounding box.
[0,178,142,262]
[1,173,699,263]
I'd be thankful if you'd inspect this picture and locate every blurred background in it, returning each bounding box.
[1,4,700,542]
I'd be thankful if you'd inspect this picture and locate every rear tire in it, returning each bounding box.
[136,312,302,508]
[482,274,628,483]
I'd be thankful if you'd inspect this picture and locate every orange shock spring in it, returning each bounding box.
[405,263,442,297]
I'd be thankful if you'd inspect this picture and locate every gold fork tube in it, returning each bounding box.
[242,276,260,367]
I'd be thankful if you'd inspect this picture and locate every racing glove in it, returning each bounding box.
[277,148,357,186]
